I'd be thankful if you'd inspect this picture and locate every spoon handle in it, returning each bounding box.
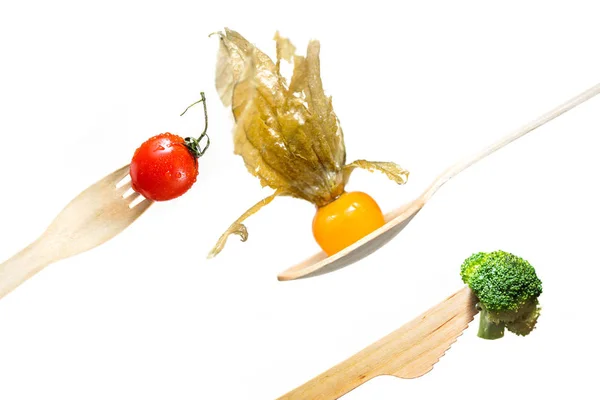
[0,239,52,300]
[423,82,600,201]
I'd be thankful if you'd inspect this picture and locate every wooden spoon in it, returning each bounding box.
[277,286,478,400]
[277,82,600,281]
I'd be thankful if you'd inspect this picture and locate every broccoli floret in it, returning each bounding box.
[506,300,541,336]
[460,250,543,340]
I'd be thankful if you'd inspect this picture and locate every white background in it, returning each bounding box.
[1,1,599,399]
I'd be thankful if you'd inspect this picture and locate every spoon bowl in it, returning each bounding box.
[278,202,422,280]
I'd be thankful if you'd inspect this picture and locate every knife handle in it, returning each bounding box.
[276,349,377,400]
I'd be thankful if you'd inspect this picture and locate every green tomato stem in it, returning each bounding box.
[181,92,210,158]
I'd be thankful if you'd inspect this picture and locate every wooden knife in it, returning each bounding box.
[277,286,478,400]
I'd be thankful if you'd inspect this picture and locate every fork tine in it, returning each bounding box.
[115,181,133,197]
[108,164,132,185]
[131,197,153,213]
[128,193,143,207]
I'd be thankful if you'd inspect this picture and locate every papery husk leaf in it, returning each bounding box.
[231,52,303,191]
[214,28,282,108]
[304,41,346,172]
[207,191,283,258]
[216,29,346,206]
[214,32,243,107]
[274,31,296,63]
[289,55,308,94]
[343,160,410,185]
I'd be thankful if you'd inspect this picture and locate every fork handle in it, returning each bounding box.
[0,240,53,300]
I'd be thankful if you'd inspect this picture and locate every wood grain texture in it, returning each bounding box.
[277,287,478,400]
[0,165,152,300]
[277,82,600,281]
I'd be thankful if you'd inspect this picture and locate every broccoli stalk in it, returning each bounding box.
[460,251,543,340]
[477,307,505,340]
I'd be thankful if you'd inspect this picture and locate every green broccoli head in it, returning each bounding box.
[460,250,543,340]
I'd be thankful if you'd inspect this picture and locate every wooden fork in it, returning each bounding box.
[0,164,152,300]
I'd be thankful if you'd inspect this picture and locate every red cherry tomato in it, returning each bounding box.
[130,133,198,201]
[130,92,209,201]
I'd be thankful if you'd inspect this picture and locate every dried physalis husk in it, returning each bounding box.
[208,29,409,258]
